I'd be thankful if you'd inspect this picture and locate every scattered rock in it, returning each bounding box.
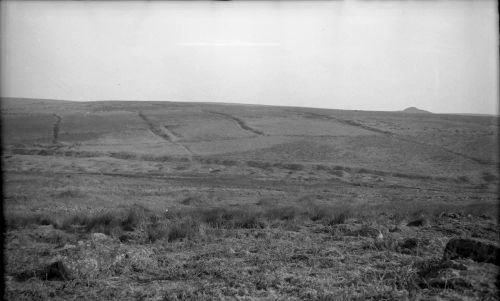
[439,212,460,219]
[72,257,100,278]
[90,232,110,242]
[112,253,127,266]
[389,224,410,233]
[240,250,251,256]
[323,247,344,258]
[443,238,499,265]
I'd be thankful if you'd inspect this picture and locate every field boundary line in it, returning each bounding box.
[296,111,491,166]
[206,110,266,136]
[138,111,194,156]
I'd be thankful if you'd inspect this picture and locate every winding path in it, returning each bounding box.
[299,111,490,166]
[138,111,193,156]
[207,111,266,136]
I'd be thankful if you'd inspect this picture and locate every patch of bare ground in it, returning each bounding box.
[5,202,498,300]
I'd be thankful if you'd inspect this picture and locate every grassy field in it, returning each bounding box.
[2,97,499,300]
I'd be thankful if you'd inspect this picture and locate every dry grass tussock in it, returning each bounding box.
[6,200,497,241]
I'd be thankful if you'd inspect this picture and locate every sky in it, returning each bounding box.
[1,0,498,114]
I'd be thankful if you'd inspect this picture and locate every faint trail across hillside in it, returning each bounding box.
[138,111,193,156]
[207,111,266,136]
[297,111,491,166]
[300,111,393,135]
[52,114,62,144]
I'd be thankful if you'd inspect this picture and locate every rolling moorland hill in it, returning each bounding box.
[1,98,498,177]
[1,97,499,300]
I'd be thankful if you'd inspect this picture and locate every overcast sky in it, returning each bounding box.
[1,0,498,114]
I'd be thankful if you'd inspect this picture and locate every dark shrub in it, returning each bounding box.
[167,218,200,242]
[264,206,299,221]
[307,205,331,221]
[325,210,352,225]
[200,208,228,228]
[121,204,150,231]
[146,221,168,243]
[6,213,59,229]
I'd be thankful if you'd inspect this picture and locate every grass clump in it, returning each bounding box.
[6,213,61,230]
[196,207,266,229]
[166,218,200,242]
[46,204,154,235]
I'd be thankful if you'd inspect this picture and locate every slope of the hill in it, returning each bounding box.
[2,97,498,179]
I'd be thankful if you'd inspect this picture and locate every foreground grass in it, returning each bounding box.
[4,201,499,300]
[6,201,497,241]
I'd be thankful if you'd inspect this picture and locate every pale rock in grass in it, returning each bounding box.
[90,232,110,242]
[73,257,100,278]
[128,247,157,272]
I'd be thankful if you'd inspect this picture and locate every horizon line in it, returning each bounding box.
[1,96,498,117]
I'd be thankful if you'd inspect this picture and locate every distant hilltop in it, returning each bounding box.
[402,107,432,114]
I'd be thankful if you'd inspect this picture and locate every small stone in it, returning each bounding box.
[112,253,127,266]
[90,232,109,242]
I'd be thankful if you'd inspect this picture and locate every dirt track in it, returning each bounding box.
[207,111,266,136]
[299,111,490,166]
[138,111,193,155]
